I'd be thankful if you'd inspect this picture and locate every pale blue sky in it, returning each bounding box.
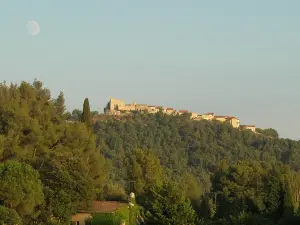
[0,0,299,139]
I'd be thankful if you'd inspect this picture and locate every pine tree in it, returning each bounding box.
[82,98,92,130]
[55,91,66,116]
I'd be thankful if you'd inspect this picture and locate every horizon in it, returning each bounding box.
[1,0,299,140]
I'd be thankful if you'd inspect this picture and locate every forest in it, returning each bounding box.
[1,80,300,225]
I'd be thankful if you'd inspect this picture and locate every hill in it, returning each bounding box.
[1,80,300,225]
[93,112,300,188]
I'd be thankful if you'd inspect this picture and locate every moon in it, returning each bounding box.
[26,20,40,36]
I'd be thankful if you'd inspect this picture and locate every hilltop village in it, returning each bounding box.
[103,97,256,132]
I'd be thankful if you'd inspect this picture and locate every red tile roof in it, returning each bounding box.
[179,110,188,113]
[80,201,124,213]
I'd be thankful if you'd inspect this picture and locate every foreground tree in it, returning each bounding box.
[0,160,44,218]
[0,81,107,224]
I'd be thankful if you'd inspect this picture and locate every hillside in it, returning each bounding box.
[93,112,300,189]
[1,80,300,225]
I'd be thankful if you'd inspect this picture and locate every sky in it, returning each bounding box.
[0,0,299,140]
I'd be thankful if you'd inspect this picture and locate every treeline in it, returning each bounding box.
[1,80,300,225]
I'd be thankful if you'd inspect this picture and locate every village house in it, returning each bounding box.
[214,116,228,123]
[178,110,189,115]
[103,97,251,129]
[147,105,158,113]
[240,125,256,132]
[190,112,198,119]
[135,104,148,111]
[166,108,176,115]
[214,116,240,128]
[199,113,215,120]
[226,117,240,128]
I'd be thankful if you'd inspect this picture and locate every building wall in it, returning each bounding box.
[166,109,176,115]
[214,117,228,122]
[148,106,159,113]
[161,107,167,113]
[227,118,240,128]
[241,125,256,132]
[136,105,148,111]
[200,113,214,120]
[190,112,198,119]
[178,111,188,115]
[71,213,92,225]
[110,98,125,111]
[119,104,136,111]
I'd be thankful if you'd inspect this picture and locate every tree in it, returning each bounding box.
[0,81,107,224]
[82,98,92,130]
[256,128,279,138]
[71,109,82,121]
[54,91,66,117]
[126,149,164,196]
[143,181,196,225]
[0,160,44,217]
[0,206,22,225]
[91,111,99,118]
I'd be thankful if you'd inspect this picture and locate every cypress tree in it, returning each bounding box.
[81,98,92,130]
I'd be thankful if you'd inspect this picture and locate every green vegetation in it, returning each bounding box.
[0,80,106,224]
[90,207,128,225]
[1,80,300,225]
[82,98,92,131]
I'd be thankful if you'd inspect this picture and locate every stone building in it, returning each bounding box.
[190,112,198,119]
[240,125,256,132]
[103,97,250,130]
[214,116,240,128]
[136,104,148,111]
[226,117,240,128]
[166,108,176,115]
[199,113,215,120]
[178,110,189,115]
[214,116,228,122]
[148,106,159,114]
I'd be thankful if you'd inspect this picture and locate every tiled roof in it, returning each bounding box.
[80,201,124,213]
[226,117,239,120]
[179,110,188,113]
[215,116,229,118]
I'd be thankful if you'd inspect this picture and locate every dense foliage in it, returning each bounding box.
[1,80,300,225]
[93,111,300,224]
[0,80,106,224]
